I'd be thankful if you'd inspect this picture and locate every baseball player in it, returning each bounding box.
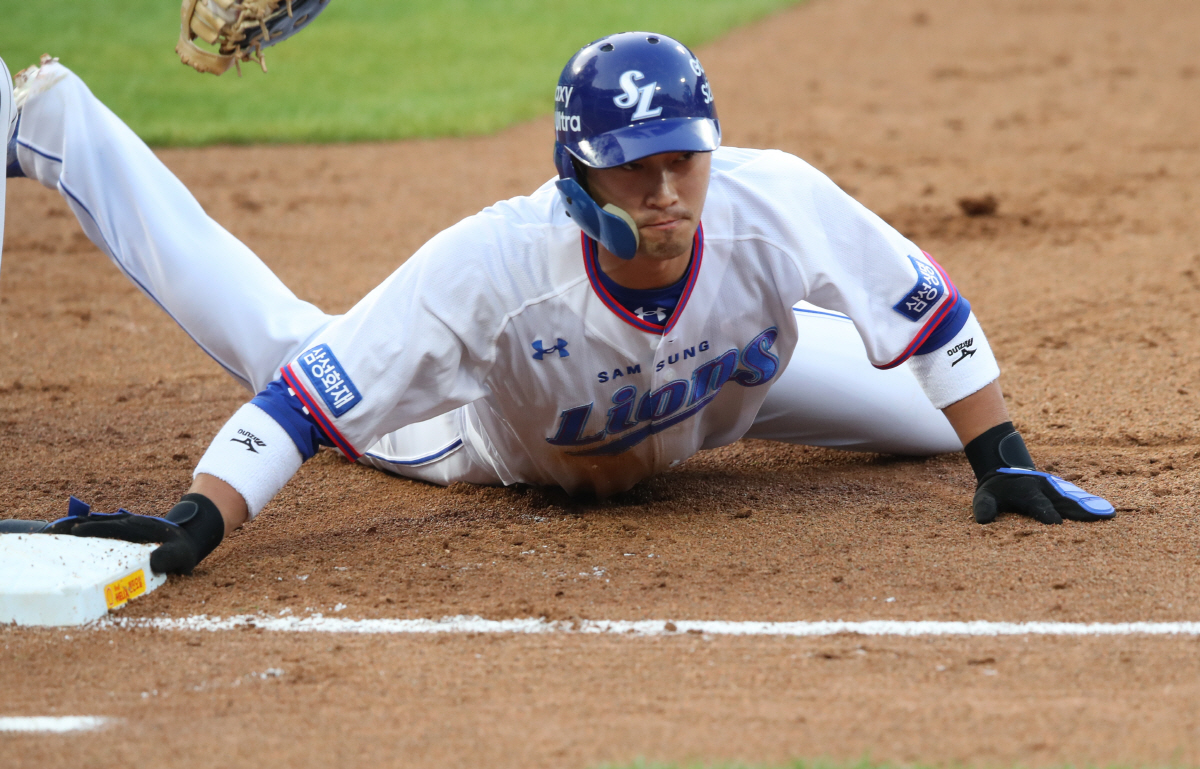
[0,34,1113,573]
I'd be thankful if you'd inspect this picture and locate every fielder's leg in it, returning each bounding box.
[745,304,963,455]
[0,57,15,281]
[8,58,330,393]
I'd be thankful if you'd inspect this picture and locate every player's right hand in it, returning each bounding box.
[972,468,1114,525]
[39,495,226,575]
[61,507,202,575]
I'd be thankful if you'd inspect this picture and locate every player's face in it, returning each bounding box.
[587,151,711,262]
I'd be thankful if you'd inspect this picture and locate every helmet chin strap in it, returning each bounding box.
[555,178,640,260]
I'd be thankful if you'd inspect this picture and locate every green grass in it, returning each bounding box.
[0,0,797,145]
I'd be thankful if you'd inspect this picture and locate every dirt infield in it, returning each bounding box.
[3,0,1200,766]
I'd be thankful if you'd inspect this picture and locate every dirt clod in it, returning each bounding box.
[957,194,998,217]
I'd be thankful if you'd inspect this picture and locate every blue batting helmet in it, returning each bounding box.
[553,32,721,259]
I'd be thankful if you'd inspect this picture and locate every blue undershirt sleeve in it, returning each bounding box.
[250,377,332,461]
[913,296,972,355]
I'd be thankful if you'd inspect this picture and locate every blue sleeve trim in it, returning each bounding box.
[914,296,972,355]
[250,378,331,461]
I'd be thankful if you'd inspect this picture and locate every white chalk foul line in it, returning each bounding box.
[0,716,110,734]
[98,615,1200,637]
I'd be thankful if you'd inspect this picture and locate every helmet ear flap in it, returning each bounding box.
[554,141,639,259]
[554,177,640,260]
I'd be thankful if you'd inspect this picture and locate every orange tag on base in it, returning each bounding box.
[104,570,147,610]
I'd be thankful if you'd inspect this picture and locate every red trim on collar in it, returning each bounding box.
[581,224,705,335]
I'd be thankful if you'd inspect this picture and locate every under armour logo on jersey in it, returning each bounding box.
[614,70,662,121]
[532,339,570,360]
[634,306,668,323]
[231,429,266,453]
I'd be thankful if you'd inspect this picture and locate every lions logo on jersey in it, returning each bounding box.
[547,327,780,455]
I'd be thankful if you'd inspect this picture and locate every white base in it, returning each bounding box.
[0,534,166,626]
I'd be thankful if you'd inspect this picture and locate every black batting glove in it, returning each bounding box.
[964,422,1114,525]
[37,494,225,575]
[0,496,94,535]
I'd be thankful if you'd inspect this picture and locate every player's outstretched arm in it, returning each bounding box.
[942,383,1114,524]
[5,435,270,575]
[2,388,308,574]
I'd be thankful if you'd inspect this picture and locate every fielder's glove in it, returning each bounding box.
[177,0,333,75]
[0,494,225,575]
[963,422,1114,525]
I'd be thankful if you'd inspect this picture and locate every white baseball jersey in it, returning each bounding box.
[278,146,992,498]
[10,63,995,517]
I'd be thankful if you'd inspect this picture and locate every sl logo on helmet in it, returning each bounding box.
[691,58,714,104]
[614,70,663,121]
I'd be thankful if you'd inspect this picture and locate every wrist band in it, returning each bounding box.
[906,312,1001,409]
[962,421,1036,483]
[194,402,304,518]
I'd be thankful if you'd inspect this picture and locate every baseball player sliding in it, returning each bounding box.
[0,33,1113,575]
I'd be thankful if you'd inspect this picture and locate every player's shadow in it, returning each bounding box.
[492,481,668,517]
[469,446,943,522]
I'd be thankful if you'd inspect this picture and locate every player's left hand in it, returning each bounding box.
[972,468,1114,524]
[963,421,1114,525]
